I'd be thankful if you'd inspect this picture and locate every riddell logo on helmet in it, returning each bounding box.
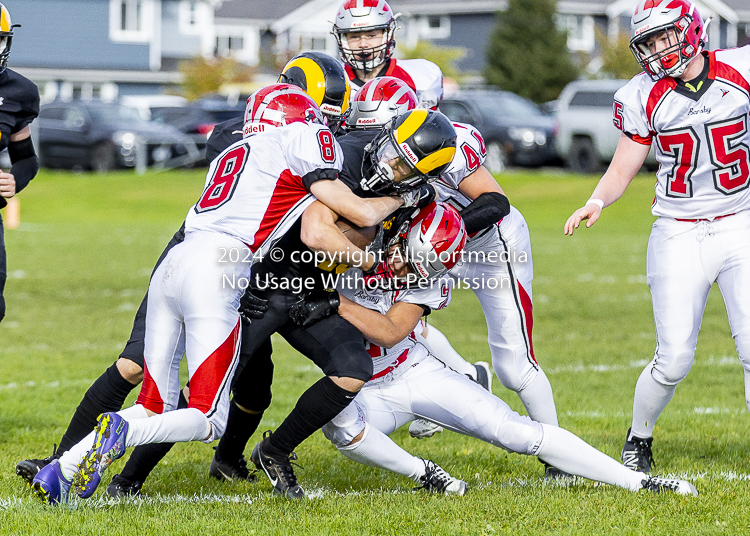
[320,103,342,115]
[357,117,378,125]
[634,24,652,35]
[243,123,267,135]
[400,143,419,164]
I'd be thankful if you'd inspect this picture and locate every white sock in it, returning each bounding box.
[57,405,151,479]
[517,369,559,426]
[421,324,476,378]
[125,408,211,447]
[338,424,425,481]
[536,423,646,491]
[631,367,675,438]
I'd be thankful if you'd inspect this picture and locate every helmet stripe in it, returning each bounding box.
[283,57,326,106]
[394,109,428,144]
[415,146,456,174]
[0,6,10,32]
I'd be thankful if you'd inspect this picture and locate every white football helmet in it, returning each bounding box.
[332,0,398,73]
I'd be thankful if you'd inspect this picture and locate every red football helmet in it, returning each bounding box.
[243,84,324,137]
[346,76,418,130]
[630,0,710,80]
[393,202,467,280]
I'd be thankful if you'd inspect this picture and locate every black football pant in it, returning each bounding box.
[0,214,6,323]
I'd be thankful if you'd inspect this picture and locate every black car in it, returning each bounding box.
[37,101,198,172]
[439,90,558,172]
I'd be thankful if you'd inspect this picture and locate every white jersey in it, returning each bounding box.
[184,121,343,255]
[614,47,750,220]
[337,269,451,382]
[346,58,443,109]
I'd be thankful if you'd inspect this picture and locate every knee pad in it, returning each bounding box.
[494,414,543,455]
[326,341,373,382]
[322,402,365,448]
[652,349,694,385]
[491,350,537,392]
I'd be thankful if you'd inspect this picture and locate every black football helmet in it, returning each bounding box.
[361,109,456,194]
[278,52,351,133]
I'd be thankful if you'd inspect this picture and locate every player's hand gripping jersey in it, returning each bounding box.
[347,58,443,109]
[337,269,451,383]
[614,47,750,219]
[185,121,343,255]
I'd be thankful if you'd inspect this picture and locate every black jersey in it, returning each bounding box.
[0,69,39,153]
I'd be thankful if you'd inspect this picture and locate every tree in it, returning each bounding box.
[400,41,467,81]
[484,0,579,103]
[178,56,256,101]
[596,28,642,80]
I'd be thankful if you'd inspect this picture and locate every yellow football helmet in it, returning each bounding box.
[0,3,14,72]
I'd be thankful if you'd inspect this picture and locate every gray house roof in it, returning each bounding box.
[214,0,311,24]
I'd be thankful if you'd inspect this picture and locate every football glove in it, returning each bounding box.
[400,183,436,209]
[289,290,340,328]
[238,289,269,324]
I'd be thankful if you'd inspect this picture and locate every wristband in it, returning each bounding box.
[586,198,604,210]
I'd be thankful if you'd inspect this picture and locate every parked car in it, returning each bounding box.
[121,94,245,164]
[555,79,656,173]
[439,90,558,173]
[37,101,199,171]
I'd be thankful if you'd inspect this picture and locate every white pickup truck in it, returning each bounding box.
[555,79,656,173]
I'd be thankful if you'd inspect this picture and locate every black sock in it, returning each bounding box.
[118,390,188,484]
[57,362,136,453]
[215,400,264,463]
[267,376,356,457]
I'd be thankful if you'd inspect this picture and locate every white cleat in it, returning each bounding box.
[642,476,698,496]
[409,418,444,439]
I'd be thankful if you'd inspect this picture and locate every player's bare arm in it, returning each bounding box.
[457,164,506,198]
[300,200,377,271]
[339,298,424,349]
[564,134,651,235]
[309,178,402,228]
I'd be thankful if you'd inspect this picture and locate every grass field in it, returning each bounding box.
[1,168,749,535]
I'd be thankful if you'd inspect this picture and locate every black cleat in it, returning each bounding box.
[209,449,256,482]
[472,361,492,392]
[106,474,143,498]
[416,460,468,495]
[250,431,304,500]
[621,428,655,473]
[16,444,61,485]
[542,461,574,481]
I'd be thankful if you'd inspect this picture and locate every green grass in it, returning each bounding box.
[1,168,749,535]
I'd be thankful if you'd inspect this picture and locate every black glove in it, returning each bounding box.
[364,224,385,268]
[238,289,269,324]
[400,183,436,209]
[289,290,340,328]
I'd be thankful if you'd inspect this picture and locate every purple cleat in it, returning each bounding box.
[31,459,72,505]
[74,412,129,499]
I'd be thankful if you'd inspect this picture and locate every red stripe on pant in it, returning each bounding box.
[137,361,165,414]
[189,318,241,414]
[517,282,537,365]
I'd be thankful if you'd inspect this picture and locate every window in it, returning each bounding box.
[440,102,475,125]
[300,35,329,51]
[110,0,152,43]
[569,90,617,108]
[216,35,245,55]
[418,15,450,40]
[558,14,595,53]
[39,107,65,121]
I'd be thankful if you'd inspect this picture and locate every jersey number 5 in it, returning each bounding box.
[195,144,250,212]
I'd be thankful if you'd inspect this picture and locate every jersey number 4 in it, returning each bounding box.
[460,130,487,173]
[657,115,750,198]
[195,144,250,212]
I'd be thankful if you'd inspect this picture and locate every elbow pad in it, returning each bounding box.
[460,192,511,235]
[302,167,338,191]
[9,137,40,194]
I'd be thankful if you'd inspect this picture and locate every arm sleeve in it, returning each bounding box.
[8,137,39,194]
[460,192,510,235]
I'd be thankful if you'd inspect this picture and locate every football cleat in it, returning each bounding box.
[621,428,655,473]
[642,476,698,496]
[74,412,129,499]
[472,361,492,392]
[416,460,468,496]
[31,459,72,505]
[408,418,444,439]
[106,473,143,498]
[250,431,304,500]
[16,444,61,485]
[209,449,256,482]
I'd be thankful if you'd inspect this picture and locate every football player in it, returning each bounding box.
[0,3,40,324]
[295,205,698,497]
[565,0,750,474]
[333,0,443,109]
[30,84,408,505]
[14,52,356,491]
